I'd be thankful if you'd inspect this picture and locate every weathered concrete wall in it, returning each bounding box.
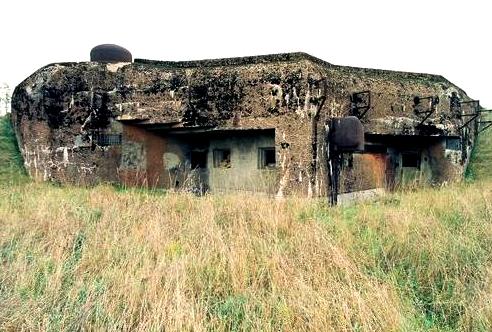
[314,62,475,193]
[339,136,462,192]
[11,52,474,196]
[208,130,277,193]
[321,64,469,135]
[119,124,166,187]
[12,54,326,195]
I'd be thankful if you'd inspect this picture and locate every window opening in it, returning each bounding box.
[258,147,276,169]
[213,149,231,168]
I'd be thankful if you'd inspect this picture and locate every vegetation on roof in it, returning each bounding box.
[134,52,331,69]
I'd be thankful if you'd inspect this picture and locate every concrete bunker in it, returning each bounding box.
[10,46,486,202]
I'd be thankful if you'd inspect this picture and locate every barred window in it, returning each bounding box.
[446,137,461,151]
[94,133,122,146]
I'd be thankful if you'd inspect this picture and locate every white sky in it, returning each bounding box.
[1,0,491,113]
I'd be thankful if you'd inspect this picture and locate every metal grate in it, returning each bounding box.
[94,133,122,146]
[350,91,371,119]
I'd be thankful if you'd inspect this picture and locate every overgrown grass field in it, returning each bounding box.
[1,115,492,331]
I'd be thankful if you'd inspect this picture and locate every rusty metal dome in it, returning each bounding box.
[90,44,132,63]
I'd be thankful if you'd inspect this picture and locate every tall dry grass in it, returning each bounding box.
[0,184,405,331]
[1,181,492,331]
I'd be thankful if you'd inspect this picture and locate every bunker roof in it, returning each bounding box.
[133,51,456,88]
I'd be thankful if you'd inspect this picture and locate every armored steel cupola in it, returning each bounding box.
[330,116,365,152]
[90,44,132,63]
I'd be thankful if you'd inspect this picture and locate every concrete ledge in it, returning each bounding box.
[338,188,386,205]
